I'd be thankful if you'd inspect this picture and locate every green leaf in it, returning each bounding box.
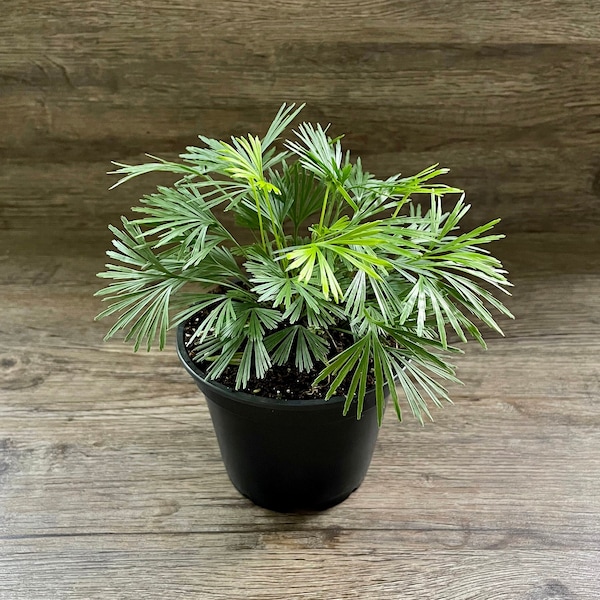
[236,338,271,389]
[108,155,207,189]
[265,325,329,372]
[270,161,327,235]
[261,103,305,149]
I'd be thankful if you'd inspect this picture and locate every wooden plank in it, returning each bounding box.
[2,0,600,44]
[3,43,600,161]
[0,536,598,599]
[1,145,599,251]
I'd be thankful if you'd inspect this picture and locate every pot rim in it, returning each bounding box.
[176,322,376,411]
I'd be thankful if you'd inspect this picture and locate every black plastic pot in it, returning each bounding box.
[176,324,384,512]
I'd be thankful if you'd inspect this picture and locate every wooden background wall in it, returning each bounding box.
[2,0,600,260]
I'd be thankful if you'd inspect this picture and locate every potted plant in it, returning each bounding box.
[96,103,513,512]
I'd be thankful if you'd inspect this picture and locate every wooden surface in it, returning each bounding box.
[2,0,600,246]
[2,1,600,597]
[1,234,599,599]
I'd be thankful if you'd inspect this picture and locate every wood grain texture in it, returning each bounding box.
[2,1,600,240]
[0,234,599,598]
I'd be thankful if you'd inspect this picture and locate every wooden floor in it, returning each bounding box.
[0,232,598,599]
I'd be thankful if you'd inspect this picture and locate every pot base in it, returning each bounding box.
[237,485,360,513]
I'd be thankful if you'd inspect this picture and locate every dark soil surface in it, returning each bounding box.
[183,313,373,400]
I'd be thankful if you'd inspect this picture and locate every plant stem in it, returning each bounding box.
[250,181,268,251]
[261,187,285,253]
[392,194,410,218]
[319,184,331,229]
